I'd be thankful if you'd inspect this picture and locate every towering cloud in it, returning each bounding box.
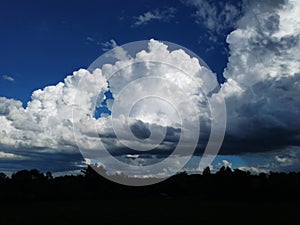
[0,40,219,175]
[221,0,300,155]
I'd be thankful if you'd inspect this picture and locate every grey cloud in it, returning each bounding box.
[221,0,300,155]
[130,120,151,139]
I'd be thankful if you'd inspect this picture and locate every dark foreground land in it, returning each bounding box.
[0,167,299,225]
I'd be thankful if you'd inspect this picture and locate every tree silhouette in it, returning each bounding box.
[11,169,45,181]
[0,172,7,181]
[0,166,298,225]
[216,166,232,176]
[46,171,53,180]
[203,166,211,175]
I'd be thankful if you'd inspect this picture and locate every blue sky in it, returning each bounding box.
[0,0,229,104]
[0,0,299,176]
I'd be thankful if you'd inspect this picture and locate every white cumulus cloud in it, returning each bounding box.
[0,39,218,175]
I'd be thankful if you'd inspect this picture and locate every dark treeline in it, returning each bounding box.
[0,166,299,225]
[0,166,299,202]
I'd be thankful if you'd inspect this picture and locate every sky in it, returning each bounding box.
[0,0,299,177]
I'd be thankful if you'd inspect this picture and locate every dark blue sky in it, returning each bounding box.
[0,0,229,104]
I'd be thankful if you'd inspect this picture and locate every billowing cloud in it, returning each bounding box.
[133,8,176,27]
[0,39,218,175]
[0,68,108,172]
[221,0,300,155]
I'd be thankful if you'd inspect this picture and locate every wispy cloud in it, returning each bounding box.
[101,39,118,51]
[184,0,243,42]
[100,39,130,61]
[0,151,23,159]
[133,8,176,27]
[86,36,95,42]
[2,75,15,82]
